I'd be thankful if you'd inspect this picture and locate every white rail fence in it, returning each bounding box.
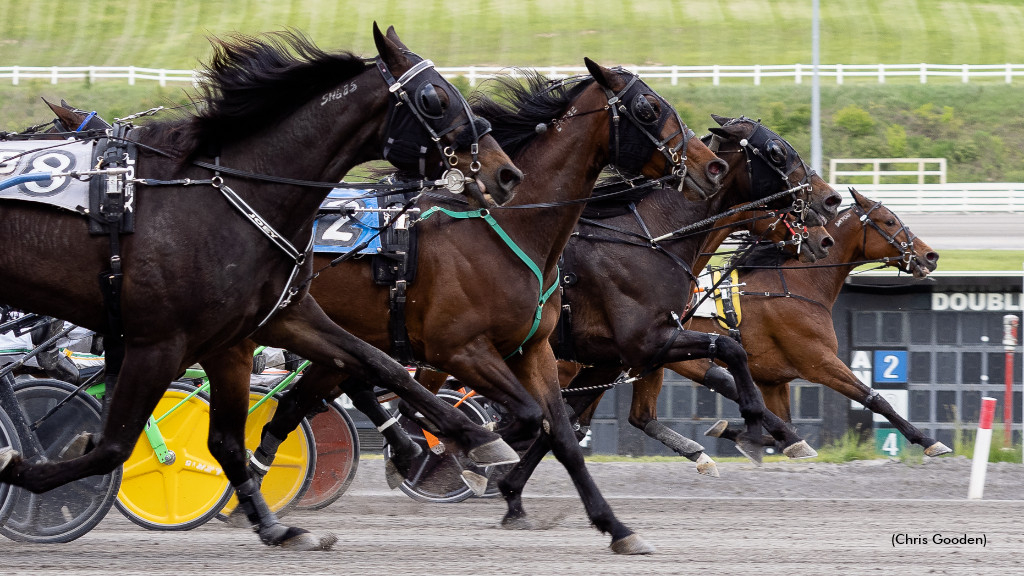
[3,63,1024,87]
[835,183,1024,213]
[829,158,947,186]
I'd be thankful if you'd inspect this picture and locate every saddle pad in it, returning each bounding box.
[692,273,718,318]
[691,269,742,327]
[0,139,95,213]
[312,189,383,254]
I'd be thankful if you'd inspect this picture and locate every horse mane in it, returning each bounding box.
[470,70,592,159]
[731,234,799,270]
[143,31,369,158]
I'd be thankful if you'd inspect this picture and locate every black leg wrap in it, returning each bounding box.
[702,364,738,398]
[643,420,705,456]
[235,478,298,545]
[251,432,285,483]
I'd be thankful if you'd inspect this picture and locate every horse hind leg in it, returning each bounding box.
[864,390,951,456]
[341,379,422,489]
[202,346,336,551]
[643,420,718,477]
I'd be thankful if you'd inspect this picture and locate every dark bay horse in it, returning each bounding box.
[546,116,843,481]
[671,188,948,456]
[235,60,727,554]
[0,25,523,550]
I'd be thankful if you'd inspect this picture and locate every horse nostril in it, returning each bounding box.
[707,159,727,181]
[820,236,835,249]
[825,193,842,207]
[498,165,524,193]
[926,251,939,263]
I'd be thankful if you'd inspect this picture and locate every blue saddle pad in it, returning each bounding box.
[312,189,383,254]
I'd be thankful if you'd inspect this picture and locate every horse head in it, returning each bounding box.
[707,114,842,227]
[583,58,726,201]
[42,98,111,134]
[374,24,522,207]
[847,187,938,278]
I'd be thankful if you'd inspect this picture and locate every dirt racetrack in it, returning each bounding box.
[2,456,1021,575]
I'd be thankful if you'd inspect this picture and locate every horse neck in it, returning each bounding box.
[769,213,869,306]
[495,113,612,275]
[212,68,389,235]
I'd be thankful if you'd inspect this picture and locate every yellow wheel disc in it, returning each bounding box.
[219,389,314,517]
[115,385,231,530]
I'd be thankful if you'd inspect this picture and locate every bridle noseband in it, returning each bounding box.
[375,55,491,194]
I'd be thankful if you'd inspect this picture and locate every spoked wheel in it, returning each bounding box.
[383,389,498,504]
[0,378,121,543]
[115,382,232,531]
[217,385,316,521]
[296,398,360,510]
[0,406,23,526]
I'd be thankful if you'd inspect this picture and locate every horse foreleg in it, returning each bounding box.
[255,296,517,466]
[0,343,179,492]
[807,355,951,456]
[506,344,654,554]
[693,364,815,458]
[202,343,336,550]
[341,380,422,488]
[628,370,718,476]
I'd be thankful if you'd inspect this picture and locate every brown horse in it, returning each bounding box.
[0,25,522,550]
[670,188,947,456]
[234,61,727,553]
[541,117,842,484]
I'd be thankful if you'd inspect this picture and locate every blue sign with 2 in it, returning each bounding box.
[873,350,908,384]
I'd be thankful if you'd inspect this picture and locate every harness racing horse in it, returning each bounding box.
[670,188,948,456]
[235,60,728,554]
[545,116,843,480]
[0,25,523,550]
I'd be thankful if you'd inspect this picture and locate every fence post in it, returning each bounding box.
[51,66,58,85]
[88,66,95,84]
[159,69,166,87]
[128,65,136,86]
[753,64,761,86]
[795,63,802,84]
[878,63,885,84]
[967,397,997,499]
[12,65,18,86]
[962,63,969,83]
[920,63,927,84]
[713,64,720,86]
[836,63,843,85]
[1006,63,1013,85]
[671,65,678,86]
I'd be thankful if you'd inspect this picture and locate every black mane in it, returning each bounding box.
[143,31,369,157]
[470,70,592,159]
[731,235,799,270]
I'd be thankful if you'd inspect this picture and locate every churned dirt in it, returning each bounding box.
[2,456,1021,575]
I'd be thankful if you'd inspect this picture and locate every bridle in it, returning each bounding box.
[850,198,920,271]
[375,54,491,194]
[599,69,692,190]
[707,118,817,225]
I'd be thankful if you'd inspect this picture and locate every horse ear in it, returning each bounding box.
[707,118,749,141]
[373,22,408,71]
[849,186,869,206]
[42,97,79,129]
[584,57,615,90]
[710,113,733,126]
[384,26,410,51]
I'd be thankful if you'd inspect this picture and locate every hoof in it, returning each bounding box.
[782,440,818,460]
[924,441,953,457]
[694,453,719,478]
[467,438,520,466]
[56,432,93,461]
[280,531,338,551]
[610,533,655,555]
[461,470,489,496]
[734,440,764,466]
[0,447,18,474]
[501,515,535,530]
[384,458,405,490]
[704,419,728,438]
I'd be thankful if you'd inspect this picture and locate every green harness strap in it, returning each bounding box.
[420,206,559,360]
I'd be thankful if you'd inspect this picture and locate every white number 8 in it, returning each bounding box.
[24,151,75,194]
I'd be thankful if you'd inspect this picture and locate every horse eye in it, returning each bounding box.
[886,219,896,226]
[631,94,659,124]
[766,140,787,165]
[416,84,445,118]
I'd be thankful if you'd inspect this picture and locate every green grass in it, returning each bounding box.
[3,0,1024,67]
